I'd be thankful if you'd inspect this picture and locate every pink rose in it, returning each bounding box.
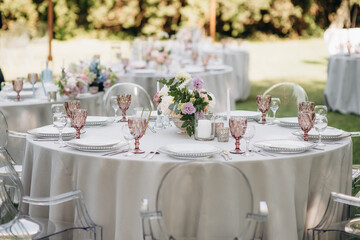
[103,80,111,88]
[153,92,160,103]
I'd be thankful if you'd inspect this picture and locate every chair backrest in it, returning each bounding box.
[0,110,8,150]
[154,161,253,240]
[103,83,154,116]
[263,82,308,118]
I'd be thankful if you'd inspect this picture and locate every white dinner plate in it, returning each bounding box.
[254,139,316,153]
[68,137,124,147]
[292,129,350,140]
[85,116,109,126]
[207,65,227,71]
[66,142,125,152]
[278,117,299,127]
[159,143,221,160]
[28,126,76,137]
[133,69,156,75]
[4,91,34,99]
[218,111,261,121]
[308,128,344,137]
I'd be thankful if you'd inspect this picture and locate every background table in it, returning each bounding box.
[325,54,360,115]
[117,67,236,113]
[0,92,104,163]
[22,122,352,240]
[203,48,250,101]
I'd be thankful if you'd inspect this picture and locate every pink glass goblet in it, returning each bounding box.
[298,111,315,141]
[191,51,199,64]
[298,101,315,112]
[64,100,81,127]
[201,56,209,72]
[27,73,38,97]
[72,109,87,139]
[122,58,130,74]
[256,95,271,124]
[117,94,132,122]
[12,78,24,101]
[229,117,247,154]
[128,117,147,154]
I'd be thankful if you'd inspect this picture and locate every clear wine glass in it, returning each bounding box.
[229,117,247,154]
[314,115,328,147]
[110,96,119,122]
[270,98,281,123]
[53,113,67,145]
[52,104,65,115]
[122,124,135,150]
[242,125,256,156]
[315,105,328,118]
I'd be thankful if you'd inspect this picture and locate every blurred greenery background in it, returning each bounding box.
[1,0,360,40]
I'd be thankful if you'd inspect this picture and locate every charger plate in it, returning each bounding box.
[254,139,316,154]
[159,143,221,160]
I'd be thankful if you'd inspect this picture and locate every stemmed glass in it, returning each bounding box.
[122,58,129,74]
[299,101,315,112]
[128,117,147,154]
[53,113,67,145]
[27,73,38,97]
[64,100,81,127]
[242,125,256,156]
[270,98,281,123]
[164,58,172,74]
[314,115,328,147]
[12,78,24,101]
[298,110,315,141]
[201,56,209,72]
[122,124,135,150]
[110,96,119,122]
[191,51,199,64]
[51,104,66,118]
[117,94,132,122]
[229,117,247,154]
[256,95,271,124]
[72,109,87,139]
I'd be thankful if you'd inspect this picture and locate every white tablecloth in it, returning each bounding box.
[22,122,352,240]
[325,54,360,115]
[118,67,235,112]
[0,92,104,163]
[203,48,250,101]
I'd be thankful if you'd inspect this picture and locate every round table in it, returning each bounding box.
[22,121,352,240]
[202,48,250,101]
[117,67,235,113]
[0,92,104,163]
[325,54,360,115]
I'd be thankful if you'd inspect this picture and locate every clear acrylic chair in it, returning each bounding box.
[0,150,102,239]
[103,82,155,117]
[140,161,268,240]
[307,192,360,240]
[263,82,308,117]
[0,110,23,176]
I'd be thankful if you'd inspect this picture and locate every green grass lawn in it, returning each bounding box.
[236,79,360,164]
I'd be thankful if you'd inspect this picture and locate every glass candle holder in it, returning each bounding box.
[215,122,225,137]
[217,127,230,142]
[48,91,57,102]
[194,112,215,141]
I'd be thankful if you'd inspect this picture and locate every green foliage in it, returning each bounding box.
[0,0,349,40]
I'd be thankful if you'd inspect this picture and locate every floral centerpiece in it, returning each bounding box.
[89,57,118,91]
[153,72,215,136]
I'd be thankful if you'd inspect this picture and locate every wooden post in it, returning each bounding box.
[48,0,53,61]
[210,0,216,42]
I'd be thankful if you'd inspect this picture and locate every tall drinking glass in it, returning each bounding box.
[128,117,147,154]
[110,96,119,122]
[314,115,328,147]
[256,95,271,124]
[229,117,247,154]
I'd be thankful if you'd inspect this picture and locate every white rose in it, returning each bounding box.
[208,93,216,110]
[67,76,77,86]
[179,78,192,90]
[158,96,174,116]
[176,71,191,82]
[159,85,169,97]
